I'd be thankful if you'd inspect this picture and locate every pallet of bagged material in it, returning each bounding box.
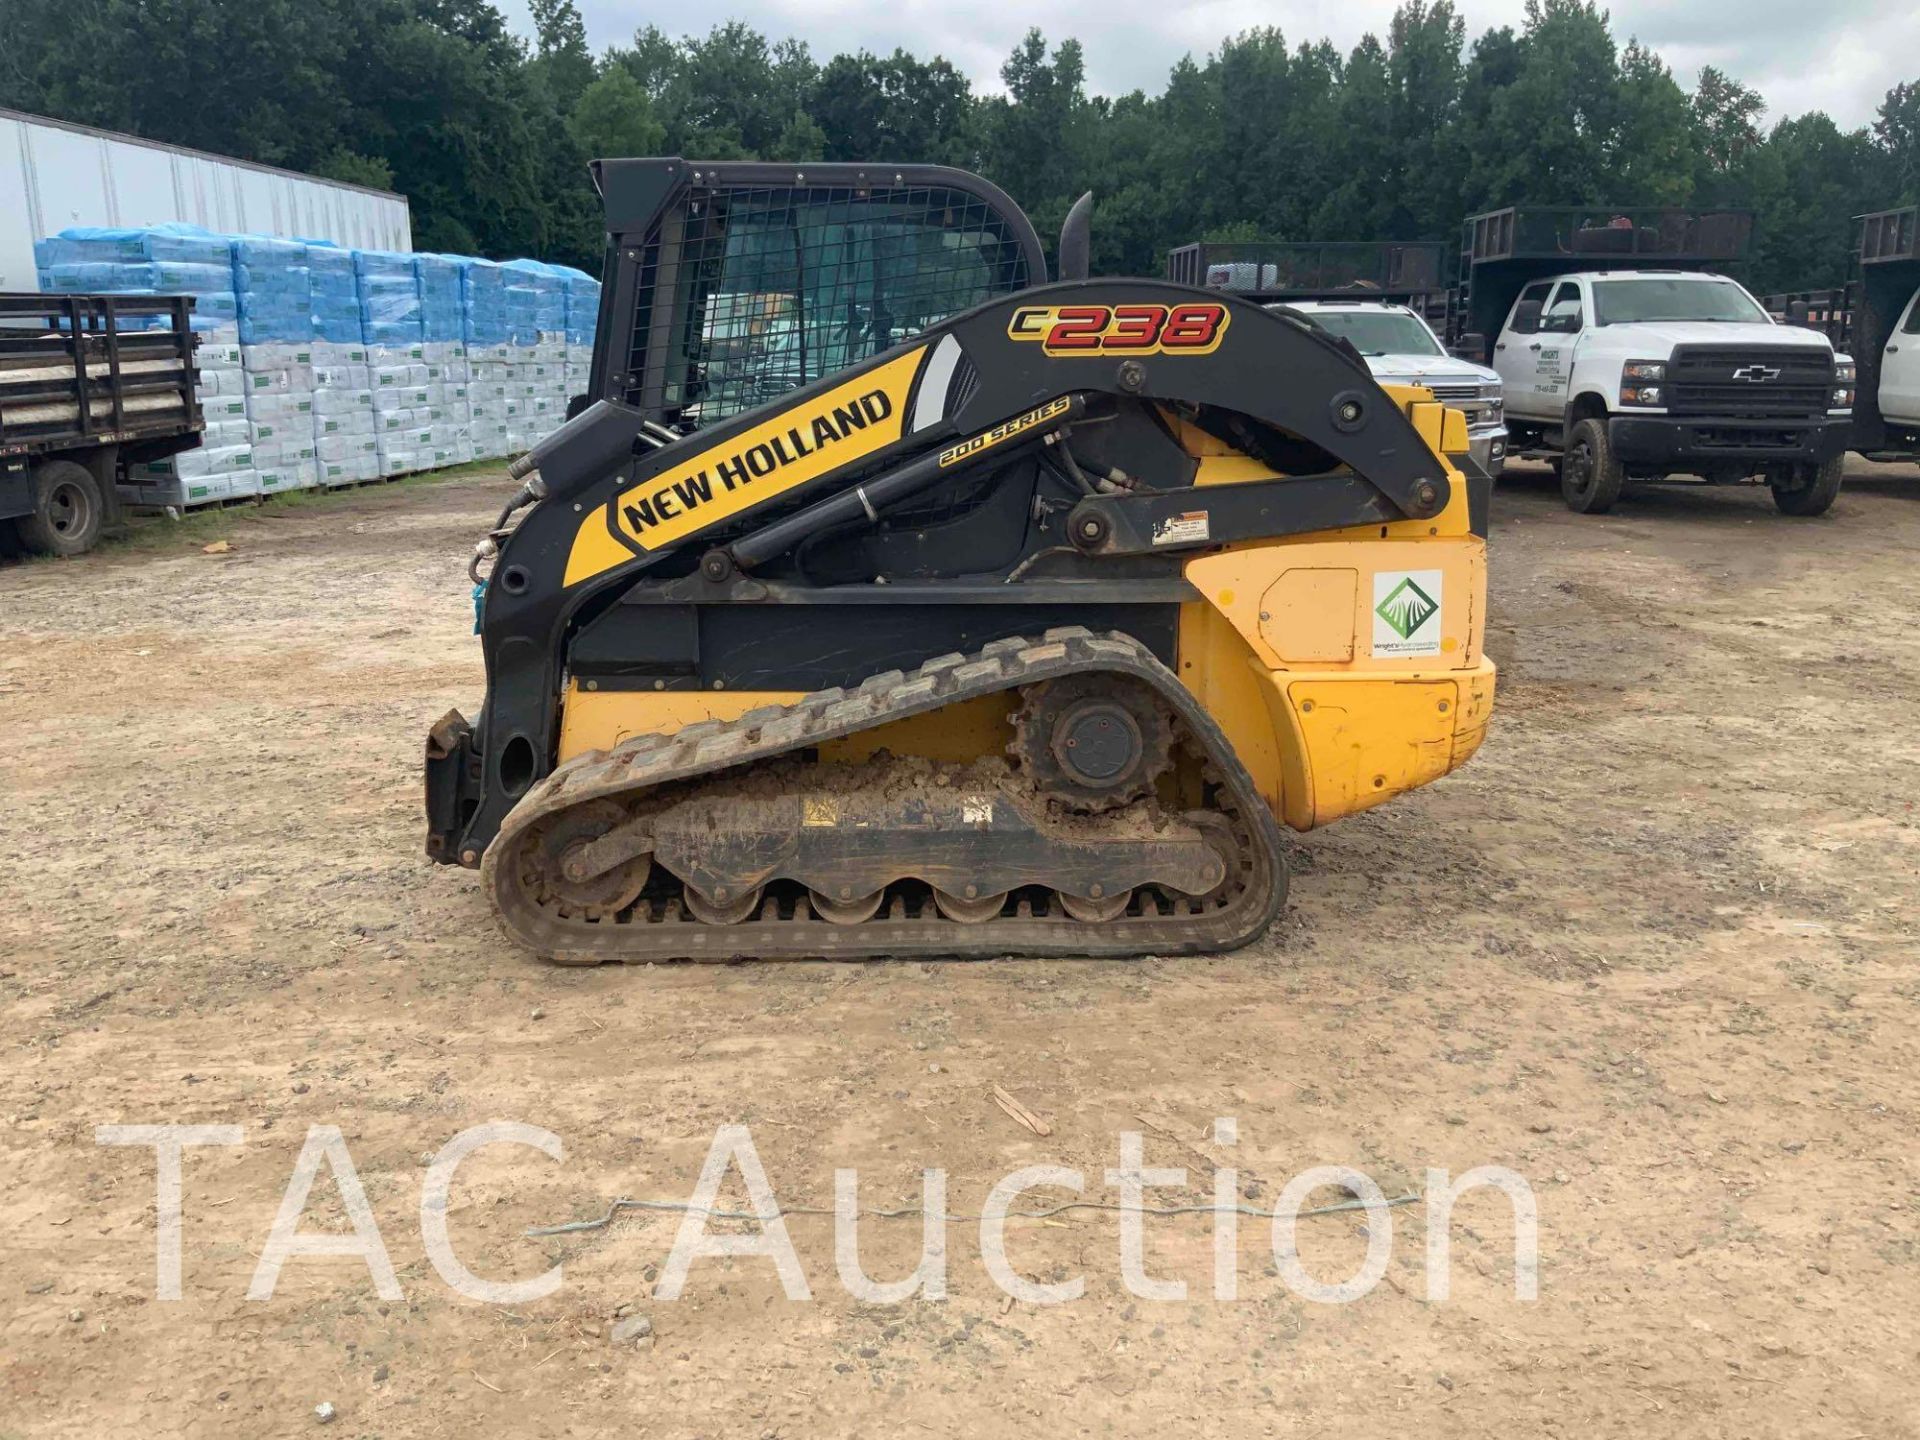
[130,472,234,509]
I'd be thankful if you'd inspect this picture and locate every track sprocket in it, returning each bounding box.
[1009,673,1176,812]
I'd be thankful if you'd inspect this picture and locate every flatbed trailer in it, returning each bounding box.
[0,293,203,556]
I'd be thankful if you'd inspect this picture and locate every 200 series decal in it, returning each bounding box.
[936,397,1073,468]
[1007,302,1230,357]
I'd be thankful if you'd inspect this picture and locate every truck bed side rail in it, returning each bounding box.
[0,293,200,455]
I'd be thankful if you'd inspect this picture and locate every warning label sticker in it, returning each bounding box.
[1371,569,1444,657]
[1152,510,1211,547]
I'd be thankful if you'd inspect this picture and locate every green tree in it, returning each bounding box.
[316,148,398,191]
[569,65,667,160]
[811,51,978,166]
[1465,0,1621,207]
[1611,41,1695,206]
[527,0,593,100]
[983,30,1093,253]
[1875,82,1920,203]
[1746,113,1886,292]
[1385,1,1468,238]
[0,0,1902,290]
[1314,36,1398,237]
[1691,65,1767,199]
[770,109,828,162]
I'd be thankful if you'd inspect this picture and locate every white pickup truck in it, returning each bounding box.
[1872,283,1920,449]
[1282,300,1508,475]
[1490,269,1854,515]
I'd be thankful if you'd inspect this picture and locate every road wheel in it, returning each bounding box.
[18,460,104,557]
[1767,455,1843,517]
[1559,418,1624,514]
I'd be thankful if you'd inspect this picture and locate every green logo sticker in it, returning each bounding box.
[1375,577,1439,640]
[1371,569,1445,657]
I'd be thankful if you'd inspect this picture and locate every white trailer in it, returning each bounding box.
[0,107,411,291]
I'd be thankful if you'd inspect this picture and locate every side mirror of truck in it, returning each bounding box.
[1786,300,1810,328]
[1512,299,1542,335]
[1450,333,1488,362]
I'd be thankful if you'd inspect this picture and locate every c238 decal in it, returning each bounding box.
[1007,302,1230,357]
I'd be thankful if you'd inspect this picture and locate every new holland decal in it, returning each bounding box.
[562,346,927,587]
[1006,302,1229,357]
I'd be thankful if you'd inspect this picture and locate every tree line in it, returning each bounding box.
[3,0,1914,295]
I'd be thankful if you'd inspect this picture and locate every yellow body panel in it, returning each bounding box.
[1173,604,1289,816]
[558,687,807,758]
[1174,388,1495,830]
[557,684,1015,767]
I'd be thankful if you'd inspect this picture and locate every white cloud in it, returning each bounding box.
[503,0,1908,129]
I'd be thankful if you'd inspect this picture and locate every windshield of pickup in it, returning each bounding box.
[1591,278,1769,326]
[1295,309,1445,357]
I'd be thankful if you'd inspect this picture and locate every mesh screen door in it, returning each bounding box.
[620,181,1037,428]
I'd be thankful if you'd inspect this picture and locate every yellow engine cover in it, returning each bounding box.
[1176,394,1495,830]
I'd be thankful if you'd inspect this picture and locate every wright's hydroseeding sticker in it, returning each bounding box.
[1372,569,1444,657]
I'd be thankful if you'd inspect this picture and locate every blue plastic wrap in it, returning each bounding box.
[102,292,242,332]
[35,223,234,268]
[228,234,314,342]
[414,253,465,342]
[354,249,423,344]
[503,259,568,341]
[559,265,602,346]
[462,258,510,345]
[34,224,596,350]
[304,243,361,341]
[362,319,425,346]
[233,236,306,271]
[40,260,235,294]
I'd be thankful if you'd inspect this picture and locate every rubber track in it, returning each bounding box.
[483,627,1289,962]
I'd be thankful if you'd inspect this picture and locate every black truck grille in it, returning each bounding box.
[1666,346,1832,419]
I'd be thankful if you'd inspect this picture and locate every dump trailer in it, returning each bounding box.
[424,160,1496,962]
[0,293,203,555]
[1767,206,1920,463]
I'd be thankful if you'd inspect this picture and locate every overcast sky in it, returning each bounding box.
[501,0,1911,130]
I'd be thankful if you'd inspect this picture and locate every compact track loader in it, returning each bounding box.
[424,159,1496,961]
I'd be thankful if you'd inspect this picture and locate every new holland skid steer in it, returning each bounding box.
[424,159,1496,962]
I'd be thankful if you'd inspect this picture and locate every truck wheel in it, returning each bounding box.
[1560,418,1624,514]
[1767,456,1843,517]
[18,460,105,557]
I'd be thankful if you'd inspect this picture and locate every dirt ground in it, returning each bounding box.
[3,458,1917,1438]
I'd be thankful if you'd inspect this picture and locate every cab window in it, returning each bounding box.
[1542,282,1584,334]
[1904,292,1920,335]
[1510,282,1553,335]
